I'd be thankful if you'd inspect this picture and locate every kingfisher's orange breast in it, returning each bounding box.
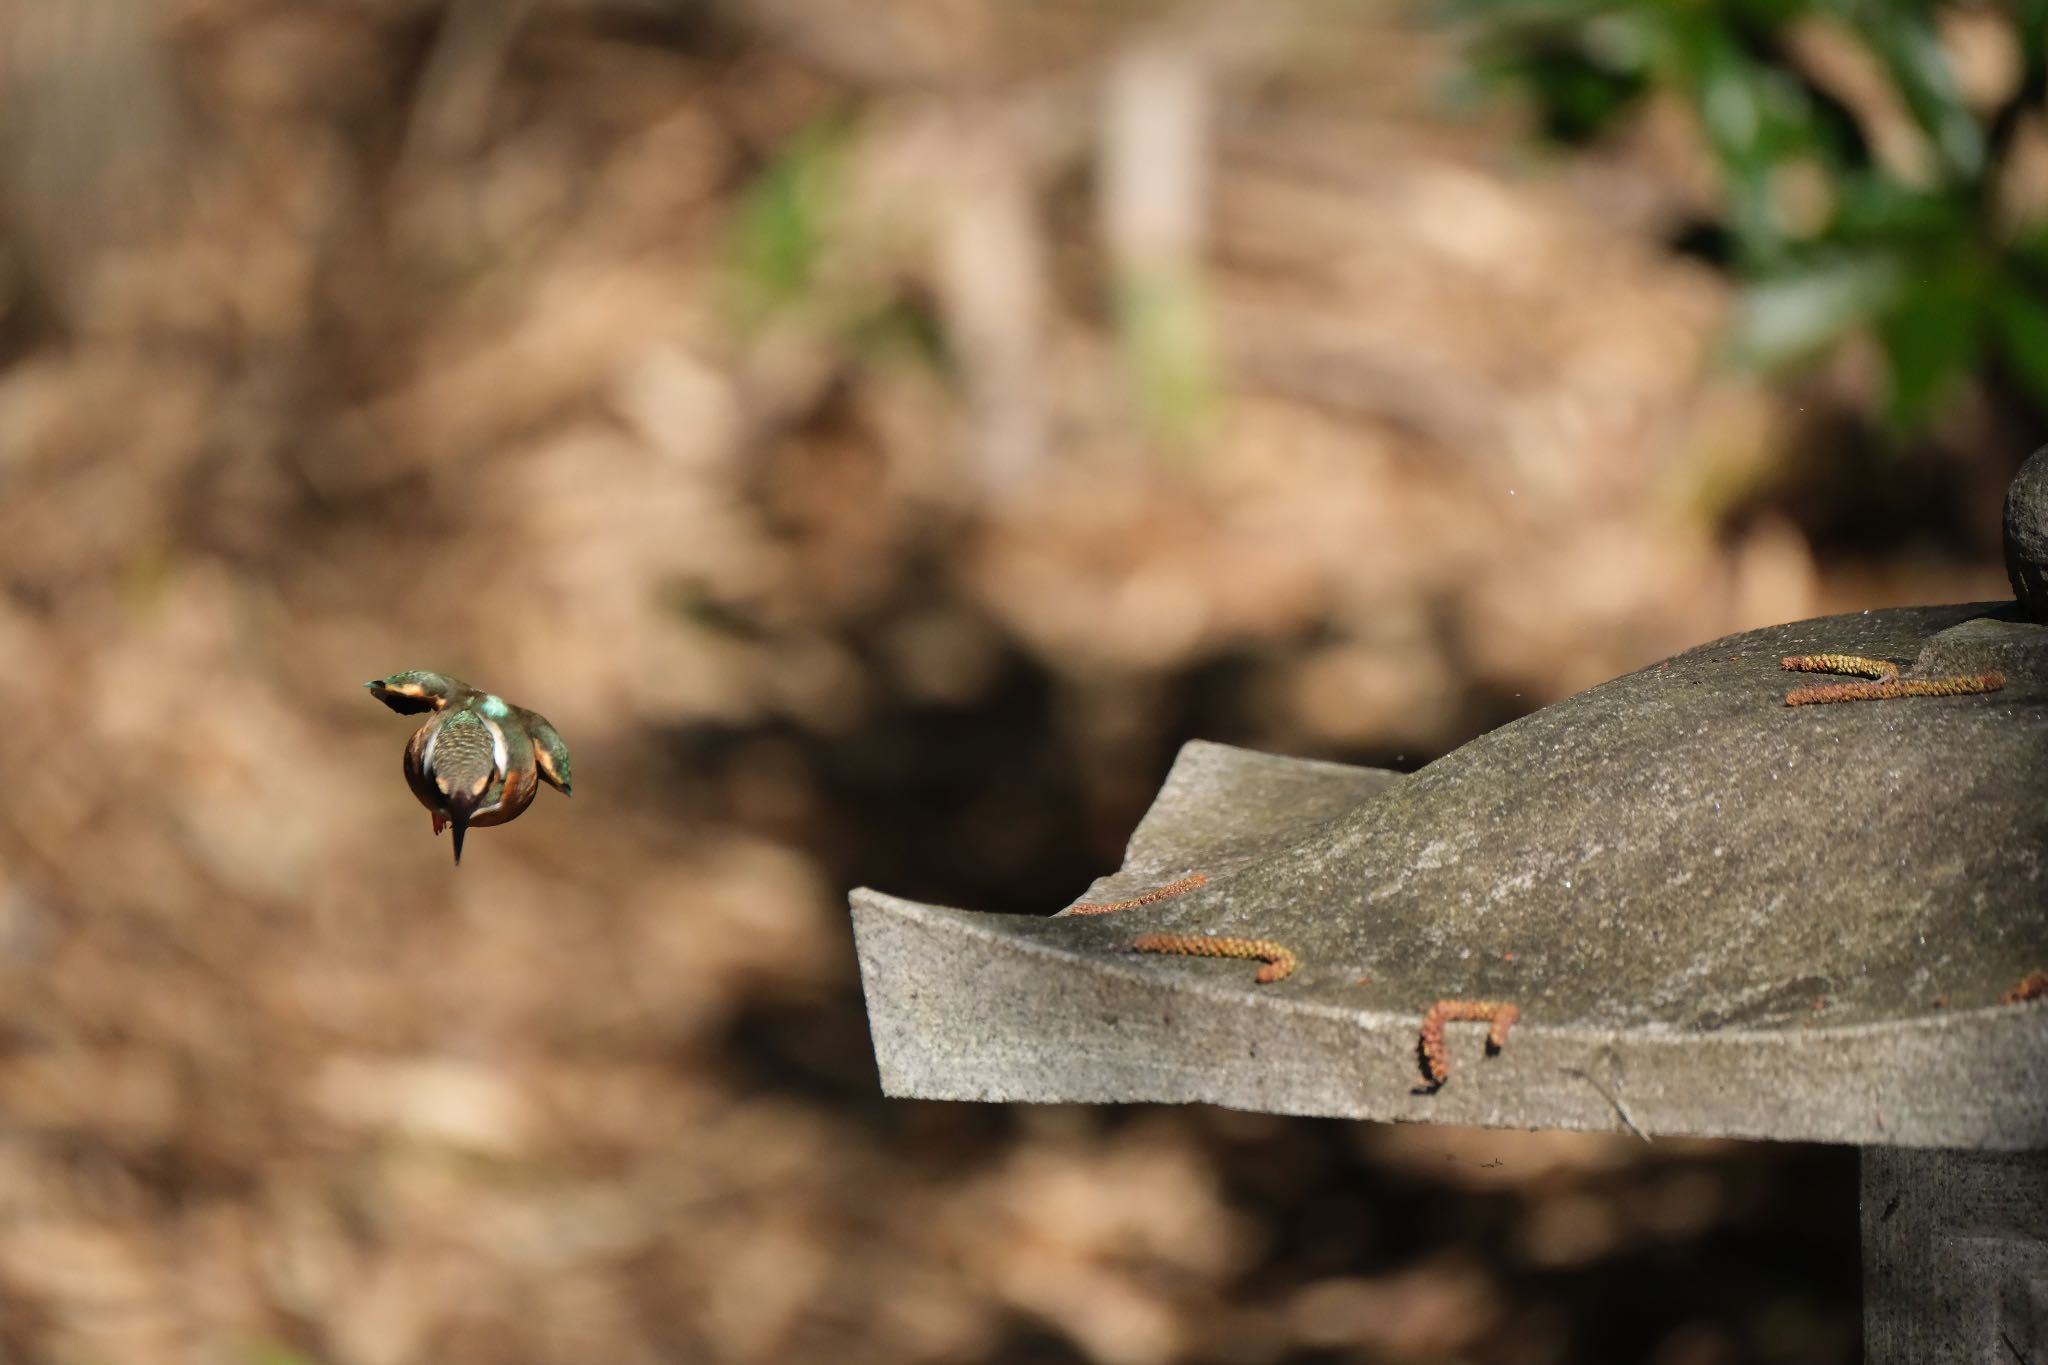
[469,762,540,828]
[397,707,540,827]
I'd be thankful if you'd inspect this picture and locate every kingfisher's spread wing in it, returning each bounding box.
[517,707,573,796]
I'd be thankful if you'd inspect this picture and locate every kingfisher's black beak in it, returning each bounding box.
[366,680,437,716]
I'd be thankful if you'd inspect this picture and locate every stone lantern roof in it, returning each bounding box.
[850,445,2048,1360]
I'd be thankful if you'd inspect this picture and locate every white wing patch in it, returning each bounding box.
[473,713,512,816]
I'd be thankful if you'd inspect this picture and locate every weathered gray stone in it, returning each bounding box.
[851,602,2048,1148]
[2008,445,2048,620]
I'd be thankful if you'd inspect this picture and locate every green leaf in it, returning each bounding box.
[1490,43,1652,143]
[1859,5,1985,182]
[1827,175,1966,245]
[1115,266,1220,449]
[726,119,851,325]
[247,1344,321,1365]
[1877,268,1983,425]
[1444,0,2022,435]
[1727,254,1904,368]
[1678,25,1832,261]
[1992,283,2048,412]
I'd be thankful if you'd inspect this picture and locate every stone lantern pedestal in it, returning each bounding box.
[853,595,2048,1361]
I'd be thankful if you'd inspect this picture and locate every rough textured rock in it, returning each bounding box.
[852,602,2048,1148]
[2008,445,2048,620]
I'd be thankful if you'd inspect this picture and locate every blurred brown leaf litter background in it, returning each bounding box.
[0,1,2031,1361]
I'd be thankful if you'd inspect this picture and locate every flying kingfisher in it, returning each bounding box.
[365,671,572,863]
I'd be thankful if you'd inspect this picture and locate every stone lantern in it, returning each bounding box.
[852,448,2048,1362]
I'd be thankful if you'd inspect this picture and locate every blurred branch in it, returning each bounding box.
[403,0,542,165]
[0,0,182,325]
[936,128,1052,493]
[1101,42,1220,446]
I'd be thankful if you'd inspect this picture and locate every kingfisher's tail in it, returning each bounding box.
[447,789,481,865]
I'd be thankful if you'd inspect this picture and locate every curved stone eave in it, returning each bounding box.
[850,888,2048,1149]
[851,603,2048,1148]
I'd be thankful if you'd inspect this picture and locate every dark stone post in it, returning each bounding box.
[1862,1149,2048,1363]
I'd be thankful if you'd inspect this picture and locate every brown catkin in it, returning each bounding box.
[1069,872,1208,916]
[1128,933,1298,984]
[1785,671,2004,706]
[2002,969,2048,1005]
[1781,654,1900,680]
[1417,999,1521,1088]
